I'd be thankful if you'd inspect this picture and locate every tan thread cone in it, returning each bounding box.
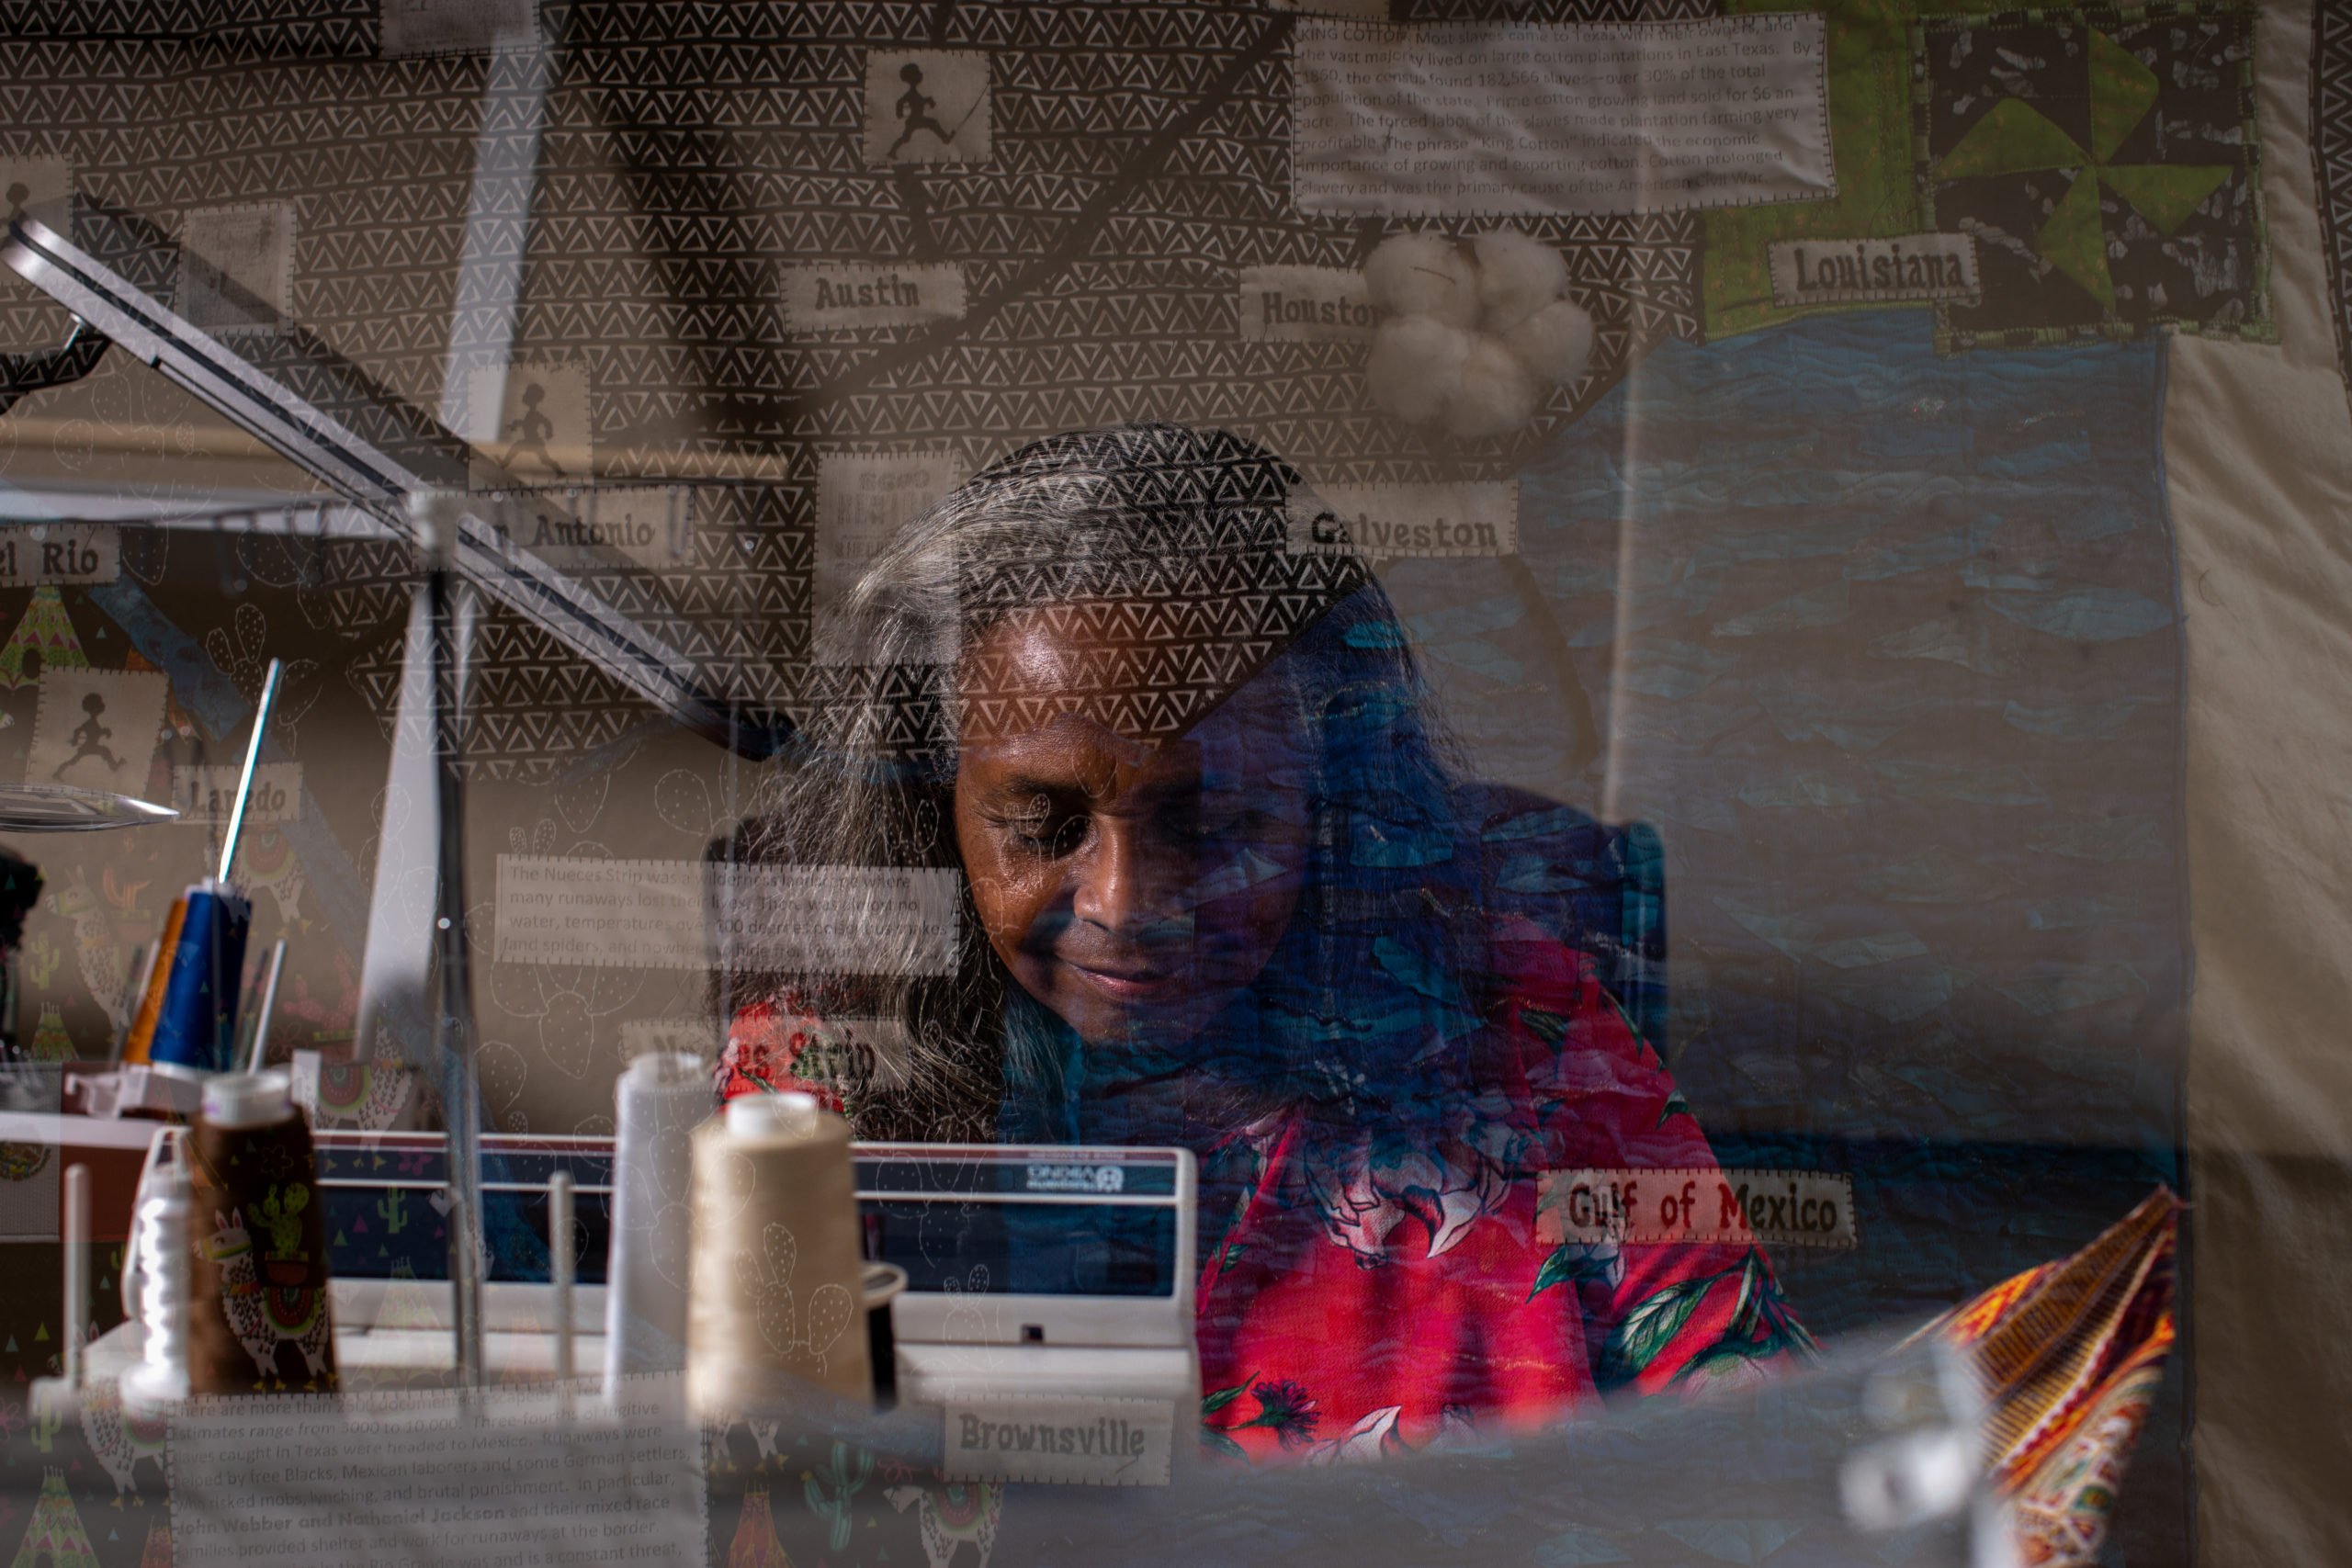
[686,1097,871,1415]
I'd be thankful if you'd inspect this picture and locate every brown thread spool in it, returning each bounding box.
[687,1092,871,1416]
[184,1070,338,1394]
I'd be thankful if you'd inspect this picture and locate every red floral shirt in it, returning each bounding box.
[1192,919,1809,1460]
[717,919,1808,1461]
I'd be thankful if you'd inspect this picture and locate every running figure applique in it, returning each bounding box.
[500,380,563,477]
[54,691,121,779]
[868,53,989,167]
[888,62,954,160]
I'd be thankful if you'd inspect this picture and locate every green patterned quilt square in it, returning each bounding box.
[1914,3,2269,349]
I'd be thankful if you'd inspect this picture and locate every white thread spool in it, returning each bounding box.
[604,1051,710,1391]
[121,1149,192,1412]
[120,1128,176,1326]
[686,1091,871,1416]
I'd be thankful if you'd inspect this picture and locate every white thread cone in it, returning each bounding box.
[604,1051,710,1389]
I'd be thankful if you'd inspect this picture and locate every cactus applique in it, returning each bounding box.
[801,1439,872,1551]
[257,1184,310,1262]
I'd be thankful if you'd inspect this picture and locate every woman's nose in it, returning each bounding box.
[1069,819,1181,935]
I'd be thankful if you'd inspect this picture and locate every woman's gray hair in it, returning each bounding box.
[719,423,1405,1139]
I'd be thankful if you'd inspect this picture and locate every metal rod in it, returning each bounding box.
[424,518,486,1391]
[243,940,287,1072]
[3,216,786,761]
[218,657,282,885]
[61,1164,87,1390]
[549,1170,574,1419]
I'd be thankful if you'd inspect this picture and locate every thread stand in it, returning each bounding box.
[28,1163,90,1419]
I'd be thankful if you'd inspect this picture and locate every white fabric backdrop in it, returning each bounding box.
[2170,1,2352,1559]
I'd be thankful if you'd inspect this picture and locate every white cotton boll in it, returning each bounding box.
[1471,230,1568,333]
[1366,315,1473,426]
[1443,333,1544,441]
[1364,232,1480,328]
[1507,297,1596,388]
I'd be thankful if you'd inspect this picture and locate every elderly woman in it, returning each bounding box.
[716,423,1806,1458]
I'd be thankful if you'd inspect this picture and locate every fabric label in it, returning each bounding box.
[28,669,165,794]
[733,1008,918,1093]
[788,1015,916,1091]
[171,762,302,825]
[1289,481,1518,558]
[1769,233,1980,306]
[941,1396,1173,1486]
[497,485,695,570]
[1537,1167,1858,1248]
[167,1378,705,1567]
[813,449,966,662]
[465,362,593,484]
[379,0,537,57]
[1237,265,1378,342]
[494,856,707,969]
[494,855,960,975]
[785,264,967,332]
[713,863,962,977]
[1292,16,1835,217]
[0,524,118,585]
[180,201,298,335]
[0,153,72,230]
[865,51,991,167]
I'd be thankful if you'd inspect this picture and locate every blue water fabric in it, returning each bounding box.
[1383,310,2184,1335]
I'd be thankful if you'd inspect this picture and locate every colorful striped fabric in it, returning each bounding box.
[1911,1189,2179,1567]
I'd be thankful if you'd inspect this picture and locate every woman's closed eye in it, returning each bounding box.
[987,795,1089,858]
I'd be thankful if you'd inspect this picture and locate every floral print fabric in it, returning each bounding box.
[716,919,1809,1461]
[1193,919,1809,1460]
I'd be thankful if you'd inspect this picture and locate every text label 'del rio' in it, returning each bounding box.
[0,524,118,585]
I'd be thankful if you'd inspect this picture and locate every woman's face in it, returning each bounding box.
[954,609,1316,1048]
